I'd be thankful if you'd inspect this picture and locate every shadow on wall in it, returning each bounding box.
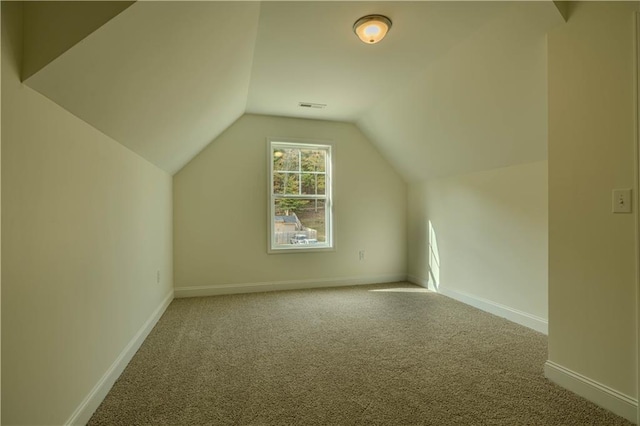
[428,220,440,291]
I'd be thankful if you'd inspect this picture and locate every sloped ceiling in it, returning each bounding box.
[358,2,563,181]
[26,1,261,174]
[24,1,564,179]
[246,1,506,121]
[22,1,135,80]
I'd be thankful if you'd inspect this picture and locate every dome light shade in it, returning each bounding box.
[353,15,392,44]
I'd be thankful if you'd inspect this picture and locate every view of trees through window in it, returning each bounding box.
[271,143,331,248]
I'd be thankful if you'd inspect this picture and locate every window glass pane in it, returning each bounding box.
[316,174,326,195]
[300,173,315,195]
[273,172,284,194]
[301,150,326,172]
[273,172,299,195]
[273,148,300,172]
[300,173,326,195]
[270,141,331,251]
[273,199,326,247]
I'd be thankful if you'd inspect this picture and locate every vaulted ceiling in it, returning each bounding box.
[23,1,565,180]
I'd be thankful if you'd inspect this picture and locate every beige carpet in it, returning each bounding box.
[89,282,632,425]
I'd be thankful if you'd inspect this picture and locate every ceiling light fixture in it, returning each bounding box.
[353,14,392,45]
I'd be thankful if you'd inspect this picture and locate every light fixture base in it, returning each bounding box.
[353,14,392,45]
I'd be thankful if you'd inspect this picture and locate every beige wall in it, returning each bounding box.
[548,1,638,398]
[174,114,406,290]
[408,161,548,321]
[1,2,3,422]
[22,1,134,80]
[358,2,560,182]
[1,3,173,424]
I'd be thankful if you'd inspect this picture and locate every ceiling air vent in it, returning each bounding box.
[298,102,326,109]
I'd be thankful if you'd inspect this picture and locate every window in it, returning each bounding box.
[268,140,333,252]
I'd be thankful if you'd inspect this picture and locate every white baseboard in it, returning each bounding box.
[65,290,174,426]
[174,274,408,298]
[407,273,441,292]
[544,361,638,423]
[407,274,429,289]
[437,286,548,335]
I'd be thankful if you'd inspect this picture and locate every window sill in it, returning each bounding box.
[268,245,335,254]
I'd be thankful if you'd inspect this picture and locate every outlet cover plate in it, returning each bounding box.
[612,189,632,213]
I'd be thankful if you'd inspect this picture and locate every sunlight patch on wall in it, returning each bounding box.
[428,220,440,291]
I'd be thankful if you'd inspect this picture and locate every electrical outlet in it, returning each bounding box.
[612,189,632,213]
[359,250,365,261]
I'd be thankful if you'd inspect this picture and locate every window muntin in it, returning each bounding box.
[269,141,333,252]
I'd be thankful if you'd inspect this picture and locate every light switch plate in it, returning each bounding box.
[612,189,632,213]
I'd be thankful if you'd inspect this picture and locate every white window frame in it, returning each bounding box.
[267,138,334,253]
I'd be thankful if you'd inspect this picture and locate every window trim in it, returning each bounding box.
[267,138,335,254]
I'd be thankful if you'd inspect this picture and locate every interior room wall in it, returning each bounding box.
[358,2,560,183]
[547,0,638,406]
[408,161,548,330]
[1,3,174,424]
[1,2,3,422]
[22,1,134,80]
[370,1,553,335]
[173,114,407,295]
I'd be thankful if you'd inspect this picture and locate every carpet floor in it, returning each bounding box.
[89,282,632,425]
